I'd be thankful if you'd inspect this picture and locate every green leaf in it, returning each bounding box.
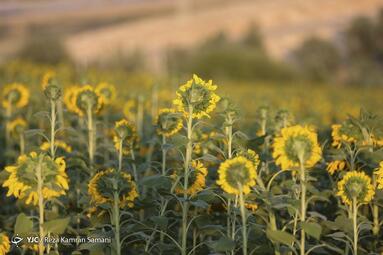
[301,222,322,240]
[150,216,168,229]
[42,217,70,234]
[14,213,33,234]
[209,237,235,252]
[266,229,295,246]
[140,175,171,189]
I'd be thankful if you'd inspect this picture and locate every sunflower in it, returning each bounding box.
[7,118,27,139]
[217,156,257,195]
[2,152,69,206]
[237,149,260,169]
[41,70,61,100]
[245,202,258,213]
[123,99,137,121]
[331,124,357,148]
[0,232,10,255]
[73,85,103,116]
[40,140,72,153]
[64,86,80,113]
[41,70,56,90]
[1,83,30,109]
[272,125,322,170]
[173,74,220,119]
[156,108,183,137]
[172,161,208,196]
[113,119,138,155]
[96,82,116,106]
[88,169,138,208]
[337,171,375,205]
[375,161,383,189]
[327,160,346,175]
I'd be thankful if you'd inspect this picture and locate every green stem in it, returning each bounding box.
[352,198,358,255]
[36,156,45,255]
[162,135,167,175]
[239,190,248,255]
[113,181,121,255]
[372,175,379,236]
[118,140,123,171]
[19,133,25,155]
[300,163,306,255]
[50,100,56,159]
[87,105,95,166]
[130,148,138,182]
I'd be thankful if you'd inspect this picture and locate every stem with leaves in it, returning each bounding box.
[299,162,306,255]
[352,197,358,255]
[239,188,248,255]
[36,156,45,255]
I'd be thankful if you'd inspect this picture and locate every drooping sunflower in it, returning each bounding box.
[172,161,208,196]
[123,99,137,122]
[96,82,116,106]
[0,232,10,255]
[337,171,375,205]
[217,156,257,195]
[173,74,220,119]
[88,169,138,208]
[1,83,30,109]
[374,161,383,189]
[64,86,80,113]
[7,118,27,139]
[156,108,183,137]
[113,119,138,155]
[272,125,322,170]
[327,160,346,175]
[40,140,73,153]
[237,149,260,169]
[73,85,103,116]
[2,152,69,206]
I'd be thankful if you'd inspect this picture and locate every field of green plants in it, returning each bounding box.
[0,62,383,255]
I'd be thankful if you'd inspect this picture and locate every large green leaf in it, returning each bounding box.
[301,222,322,240]
[266,229,295,246]
[42,217,70,234]
[14,213,33,234]
[209,237,235,252]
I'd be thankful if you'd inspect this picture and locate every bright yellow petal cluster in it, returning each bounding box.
[327,160,346,175]
[173,74,220,119]
[7,118,27,139]
[1,83,30,109]
[374,161,383,189]
[73,85,104,116]
[0,233,10,255]
[96,82,116,106]
[113,119,138,155]
[2,152,69,206]
[64,86,80,113]
[331,124,356,148]
[245,202,258,213]
[40,140,72,153]
[173,161,208,196]
[156,108,183,137]
[217,156,257,195]
[273,125,322,170]
[41,70,56,90]
[88,169,138,208]
[238,149,260,169]
[337,171,375,205]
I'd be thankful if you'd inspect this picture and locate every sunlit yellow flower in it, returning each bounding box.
[63,86,79,113]
[375,161,383,189]
[0,232,10,255]
[245,202,258,213]
[88,169,138,208]
[96,82,116,106]
[327,160,346,175]
[113,119,138,155]
[156,108,183,137]
[172,161,208,196]
[73,85,103,116]
[217,156,257,195]
[272,125,322,170]
[2,152,69,206]
[337,171,375,205]
[7,118,27,139]
[331,124,356,148]
[173,74,220,119]
[1,83,29,109]
[237,149,260,169]
[41,70,56,90]
[40,140,72,153]
[123,99,137,122]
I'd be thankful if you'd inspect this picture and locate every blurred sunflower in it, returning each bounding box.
[156,108,183,137]
[88,169,138,208]
[41,70,56,90]
[113,119,138,155]
[173,74,220,119]
[245,202,258,213]
[40,140,72,153]
[64,86,79,113]
[96,82,116,106]
[73,85,103,116]
[7,118,27,139]
[327,160,346,175]
[123,99,137,122]
[331,124,356,148]
[272,125,322,170]
[1,83,29,109]
[172,161,207,196]
[217,156,257,195]
[375,161,383,189]
[2,152,69,205]
[337,171,375,205]
[237,149,260,169]
[0,233,10,255]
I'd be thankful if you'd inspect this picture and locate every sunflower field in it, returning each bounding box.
[0,62,383,255]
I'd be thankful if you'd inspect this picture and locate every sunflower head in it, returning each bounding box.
[123,99,137,121]
[88,169,138,208]
[0,232,10,254]
[327,160,346,175]
[113,119,138,155]
[171,161,208,196]
[272,125,322,170]
[237,149,260,169]
[374,161,383,190]
[40,140,72,154]
[42,70,61,100]
[1,83,30,109]
[337,171,375,205]
[8,118,27,139]
[274,110,293,131]
[96,82,116,106]
[156,108,183,137]
[217,156,257,195]
[2,152,69,205]
[73,85,103,116]
[64,86,80,113]
[173,74,220,119]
